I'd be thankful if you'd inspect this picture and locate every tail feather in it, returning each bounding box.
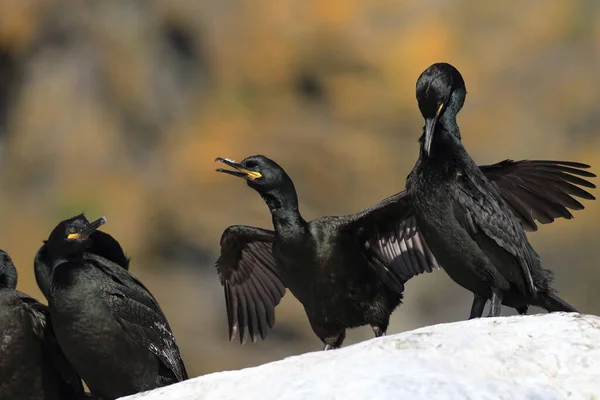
[537,292,579,313]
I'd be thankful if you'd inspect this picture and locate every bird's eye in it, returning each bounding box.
[67,227,76,234]
[253,166,260,172]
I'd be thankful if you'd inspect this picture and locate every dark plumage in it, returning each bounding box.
[216,156,408,349]
[35,223,130,302]
[214,150,594,347]
[0,250,85,400]
[406,62,584,317]
[44,214,187,399]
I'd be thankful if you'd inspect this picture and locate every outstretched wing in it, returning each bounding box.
[366,214,441,292]
[343,192,441,294]
[339,158,595,294]
[480,160,596,231]
[216,225,286,344]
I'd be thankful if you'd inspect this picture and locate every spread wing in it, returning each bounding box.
[18,293,86,400]
[340,158,595,294]
[216,225,285,344]
[343,192,441,294]
[453,174,539,296]
[86,255,188,382]
[366,214,441,292]
[480,160,596,231]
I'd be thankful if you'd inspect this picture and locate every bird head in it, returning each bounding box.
[215,155,298,212]
[45,214,107,258]
[415,62,467,155]
[215,155,290,193]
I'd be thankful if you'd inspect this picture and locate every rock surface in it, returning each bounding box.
[121,313,600,400]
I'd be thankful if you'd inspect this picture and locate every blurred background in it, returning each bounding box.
[0,0,599,378]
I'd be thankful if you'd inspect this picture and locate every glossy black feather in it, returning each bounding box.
[405,62,585,317]
[216,225,284,344]
[480,160,596,231]
[348,155,597,294]
[216,148,594,346]
[44,215,187,399]
[90,254,187,382]
[35,228,130,302]
[0,251,85,400]
[215,157,408,349]
[454,173,539,295]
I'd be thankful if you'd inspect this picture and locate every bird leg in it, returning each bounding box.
[488,290,503,317]
[320,329,346,351]
[371,325,386,338]
[469,295,487,319]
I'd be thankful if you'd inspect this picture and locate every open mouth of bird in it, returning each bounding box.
[215,157,262,181]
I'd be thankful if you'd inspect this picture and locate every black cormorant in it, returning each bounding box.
[214,151,594,347]
[35,220,130,302]
[405,62,584,317]
[216,156,408,349]
[0,250,85,400]
[44,214,187,399]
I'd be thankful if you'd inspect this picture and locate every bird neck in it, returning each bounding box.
[34,246,52,299]
[421,114,463,160]
[46,247,85,270]
[0,265,17,290]
[261,188,307,238]
[439,110,461,138]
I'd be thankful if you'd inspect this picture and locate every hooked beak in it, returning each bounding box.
[215,157,262,181]
[424,103,444,156]
[68,217,107,241]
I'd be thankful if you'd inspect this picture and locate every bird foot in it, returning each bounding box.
[371,325,386,338]
[469,295,487,319]
[487,291,503,317]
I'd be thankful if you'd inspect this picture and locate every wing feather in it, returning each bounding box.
[481,159,596,231]
[216,225,286,344]
[335,159,594,295]
[341,194,442,292]
[86,256,188,382]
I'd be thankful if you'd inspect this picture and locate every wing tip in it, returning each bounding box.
[229,324,238,342]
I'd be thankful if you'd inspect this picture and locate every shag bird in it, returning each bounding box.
[405,62,586,318]
[214,150,594,348]
[35,223,130,302]
[216,156,410,349]
[0,250,85,400]
[44,214,187,399]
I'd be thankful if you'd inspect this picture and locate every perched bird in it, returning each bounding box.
[0,250,85,400]
[216,156,408,349]
[44,214,187,399]
[35,224,130,302]
[214,151,594,348]
[405,62,585,318]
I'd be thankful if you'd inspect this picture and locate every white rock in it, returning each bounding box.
[121,313,600,400]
